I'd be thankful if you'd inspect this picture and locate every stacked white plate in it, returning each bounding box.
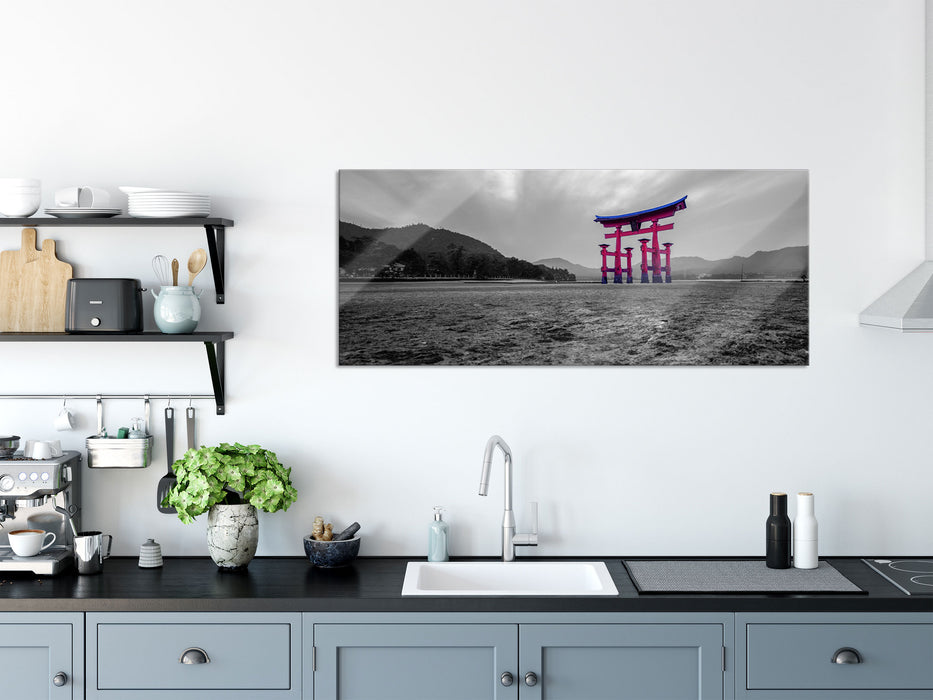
[123,188,211,218]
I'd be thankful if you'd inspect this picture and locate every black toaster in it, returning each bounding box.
[65,279,143,333]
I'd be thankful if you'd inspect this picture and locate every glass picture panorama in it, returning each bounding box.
[339,170,808,366]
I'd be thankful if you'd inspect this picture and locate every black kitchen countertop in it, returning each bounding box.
[0,557,930,613]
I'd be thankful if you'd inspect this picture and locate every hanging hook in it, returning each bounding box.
[167,396,172,408]
[188,395,193,408]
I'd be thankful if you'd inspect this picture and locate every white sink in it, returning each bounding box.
[401,561,619,596]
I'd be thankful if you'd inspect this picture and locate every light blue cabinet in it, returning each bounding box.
[520,623,725,699]
[736,613,933,700]
[86,612,301,700]
[0,612,83,700]
[306,613,730,700]
[4,601,929,700]
[312,623,517,699]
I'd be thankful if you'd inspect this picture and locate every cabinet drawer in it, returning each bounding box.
[97,622,292,690]
[746,623,933,690]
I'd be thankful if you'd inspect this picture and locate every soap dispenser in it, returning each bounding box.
[428,506,449,562]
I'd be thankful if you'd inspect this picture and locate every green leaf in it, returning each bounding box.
[163,443,297,523]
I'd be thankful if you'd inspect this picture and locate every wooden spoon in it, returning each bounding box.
[186,248,207,286]
[171,258,179,286]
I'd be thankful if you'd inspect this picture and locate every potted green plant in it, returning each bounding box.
[162,442,298,570]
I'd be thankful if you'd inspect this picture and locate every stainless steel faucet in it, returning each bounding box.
[478,435,538,562]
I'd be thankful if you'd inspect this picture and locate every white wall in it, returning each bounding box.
[0,0,929,557]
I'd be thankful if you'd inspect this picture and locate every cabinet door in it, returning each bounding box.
[519,624,724,700]
[0,623,76,698]
[313,624,518,700]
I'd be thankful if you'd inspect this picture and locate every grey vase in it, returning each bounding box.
[207,504,258,570]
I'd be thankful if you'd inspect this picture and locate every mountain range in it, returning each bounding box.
[536,245,808,280]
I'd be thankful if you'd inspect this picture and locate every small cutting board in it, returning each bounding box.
[0,228,73,332]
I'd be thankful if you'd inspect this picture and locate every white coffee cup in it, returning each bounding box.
[23,440,52,460]
[9,529,56,557]
[55,406,76,431]
[54,186,110,208]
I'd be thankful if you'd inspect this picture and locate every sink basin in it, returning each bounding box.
[401,561,619,596]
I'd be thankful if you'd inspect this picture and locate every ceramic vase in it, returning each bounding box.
[206,503,258,570]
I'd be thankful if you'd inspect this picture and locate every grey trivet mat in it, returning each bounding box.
[624,560,863,593]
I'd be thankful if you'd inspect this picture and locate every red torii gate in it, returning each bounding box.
[594,195,687,283]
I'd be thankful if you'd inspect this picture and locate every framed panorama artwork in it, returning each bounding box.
[339,170,808,366]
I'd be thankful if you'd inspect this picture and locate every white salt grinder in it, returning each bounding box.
[793,492,818,569]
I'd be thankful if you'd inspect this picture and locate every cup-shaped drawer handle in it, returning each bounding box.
[52,672,68,687]
[832,647,862,664]
[179,647,211,665]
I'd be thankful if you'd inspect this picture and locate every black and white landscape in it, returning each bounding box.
[338,170,808,366]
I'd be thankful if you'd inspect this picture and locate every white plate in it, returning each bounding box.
[118,186,163,194]
[129,212,209,218]
[45,208,121,212]
[45,209,122,219]
[129,206,209,211]
[128,192,208,199]
[128,200,210,206]
[129,205,210,211]
[128,200,210,205]
[129,202,209,206]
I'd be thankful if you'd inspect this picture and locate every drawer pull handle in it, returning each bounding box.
[832,647,862,664]
[52,672,68,687]
[180,647,211,665]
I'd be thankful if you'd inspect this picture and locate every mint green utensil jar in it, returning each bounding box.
[151,285,201,334]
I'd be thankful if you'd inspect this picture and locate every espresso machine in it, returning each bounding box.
[0,450,81,575]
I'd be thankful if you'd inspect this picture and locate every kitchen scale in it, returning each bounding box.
[862,558,933,595]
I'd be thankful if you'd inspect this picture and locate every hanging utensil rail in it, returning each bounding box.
[0,394,216,402]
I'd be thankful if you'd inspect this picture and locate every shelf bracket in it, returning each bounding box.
[204,338,226,415]
[204,224,226,304]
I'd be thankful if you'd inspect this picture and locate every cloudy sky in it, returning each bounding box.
[339,170,808,265]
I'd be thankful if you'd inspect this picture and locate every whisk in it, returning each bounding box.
[152,255,170,286]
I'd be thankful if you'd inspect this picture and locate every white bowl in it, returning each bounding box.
[0,193,40,216]
[0,178,40,187]
[0,186,41,193]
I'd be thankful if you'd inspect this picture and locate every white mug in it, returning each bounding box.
[9,529,56,557]
[54,186,110,208]
[55,406,75,431]
[23,440,51,460]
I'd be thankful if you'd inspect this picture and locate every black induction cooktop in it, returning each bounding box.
[862,558,933,595]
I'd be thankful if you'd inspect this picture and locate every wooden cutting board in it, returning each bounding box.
[0,227,73,332]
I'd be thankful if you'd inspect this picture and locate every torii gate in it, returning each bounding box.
[594,195,687,283]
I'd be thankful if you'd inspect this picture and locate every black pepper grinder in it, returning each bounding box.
[766,492,791,569]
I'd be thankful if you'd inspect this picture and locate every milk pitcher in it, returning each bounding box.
[74,531,112,575]
[151,286,201,334]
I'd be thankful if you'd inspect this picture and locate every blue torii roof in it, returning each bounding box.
[594,195,688,226]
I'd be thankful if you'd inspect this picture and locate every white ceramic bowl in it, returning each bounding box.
[0,193,41,216]
[0,178,40,187]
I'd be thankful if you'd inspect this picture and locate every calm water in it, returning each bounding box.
[338,280,808,366]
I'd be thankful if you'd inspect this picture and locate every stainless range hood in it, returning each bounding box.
[859,262,933,331]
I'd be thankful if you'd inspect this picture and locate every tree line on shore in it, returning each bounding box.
[340,237,575,281]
